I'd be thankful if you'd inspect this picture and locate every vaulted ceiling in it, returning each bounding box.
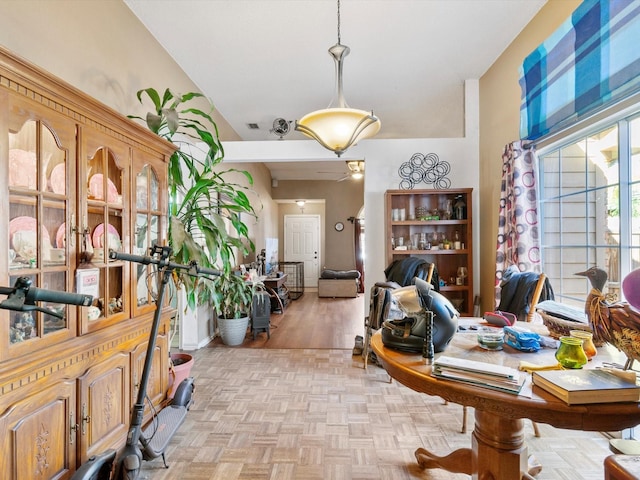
[124,0,546,180]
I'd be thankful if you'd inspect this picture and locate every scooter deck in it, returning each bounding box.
[142,404,187,460]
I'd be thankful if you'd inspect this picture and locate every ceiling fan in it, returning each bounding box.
[317,160,365,182]
[341,160,365,181]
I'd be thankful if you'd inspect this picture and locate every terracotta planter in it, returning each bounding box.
[167,352,194,399]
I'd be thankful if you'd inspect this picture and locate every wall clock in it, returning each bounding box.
[334,222,344,232]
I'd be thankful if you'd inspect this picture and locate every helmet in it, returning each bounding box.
[381,278,458,353]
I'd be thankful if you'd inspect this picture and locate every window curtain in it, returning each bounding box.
[495,141,540,305]
[354,219,364,293]
[520,0,640,140]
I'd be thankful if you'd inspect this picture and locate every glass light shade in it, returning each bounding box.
[296,107,381,157]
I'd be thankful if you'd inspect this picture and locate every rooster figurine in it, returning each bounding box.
[576,267,640,369]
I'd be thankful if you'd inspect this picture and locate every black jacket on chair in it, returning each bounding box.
[384,257,439,291]
[497,269,554,322]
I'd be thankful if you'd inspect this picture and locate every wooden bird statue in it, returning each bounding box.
[576,266,640,369]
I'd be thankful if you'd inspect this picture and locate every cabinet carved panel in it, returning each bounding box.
[0,379,76,479]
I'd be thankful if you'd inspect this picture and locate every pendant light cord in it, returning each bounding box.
[337,0,341,44]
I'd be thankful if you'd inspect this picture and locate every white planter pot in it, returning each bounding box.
[218,314,249,346]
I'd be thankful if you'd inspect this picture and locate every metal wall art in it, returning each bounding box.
[398,153,451,189]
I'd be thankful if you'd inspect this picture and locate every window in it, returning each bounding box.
[539,112,640,308]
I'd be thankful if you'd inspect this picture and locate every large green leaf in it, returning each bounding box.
[132,87,258,307]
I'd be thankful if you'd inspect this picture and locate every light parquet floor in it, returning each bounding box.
[140,292,617,479]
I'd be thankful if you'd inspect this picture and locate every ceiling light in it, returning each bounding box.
[296,200,306,207]
[295,0,381,157]
[347,160,364,179]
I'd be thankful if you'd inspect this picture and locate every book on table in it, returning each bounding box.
[532,369,640,405]
[432,355,526,394]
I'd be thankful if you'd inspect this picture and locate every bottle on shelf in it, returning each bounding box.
[454,195,467,220]
[453,231,461,250]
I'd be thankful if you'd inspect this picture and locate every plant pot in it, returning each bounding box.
[167,352,194,399]
[218,314,249,346]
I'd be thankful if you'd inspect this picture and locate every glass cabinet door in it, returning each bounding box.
[5,116,76,358]
[79,130,130,334]
[132,164,165,316]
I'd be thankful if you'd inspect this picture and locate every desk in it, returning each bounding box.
[263,274,289,313]
[371,328,640,480]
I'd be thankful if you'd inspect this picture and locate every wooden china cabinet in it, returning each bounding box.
[385,188,474,316]
[0,46,176,478]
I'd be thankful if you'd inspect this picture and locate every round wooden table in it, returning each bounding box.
[371,328,640,480]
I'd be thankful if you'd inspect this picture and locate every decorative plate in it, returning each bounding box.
[88,174,119,203]
[50,163,66,195]
[92,223,121,249]
[56,223,66,248]
[9,216,37,238]
[9,149,37,189]
[9,216,52,255]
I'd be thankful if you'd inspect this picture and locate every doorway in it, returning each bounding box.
[284,214,320,288]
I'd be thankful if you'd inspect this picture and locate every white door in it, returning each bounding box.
[284,214,320,288]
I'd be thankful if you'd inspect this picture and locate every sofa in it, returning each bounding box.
[318,269,360,298]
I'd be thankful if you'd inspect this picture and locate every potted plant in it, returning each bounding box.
[211,270,260,346]
[129,88,259,309]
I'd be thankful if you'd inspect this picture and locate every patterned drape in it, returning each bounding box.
[495,141,541,305]
[519,0,640,140]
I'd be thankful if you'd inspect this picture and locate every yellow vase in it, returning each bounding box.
[570,330,597,361]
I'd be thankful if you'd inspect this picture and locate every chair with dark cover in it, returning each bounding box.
[384,257,439,291]
[497,265,554,322]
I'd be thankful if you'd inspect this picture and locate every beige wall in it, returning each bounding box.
[478,0,580,313]
[272,180,364,270]
[220,162,279,265]
[0,0,240,142]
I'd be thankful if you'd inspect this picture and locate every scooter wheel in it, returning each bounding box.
[171,376,194,408]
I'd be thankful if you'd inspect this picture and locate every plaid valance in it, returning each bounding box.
[519,0,640,140]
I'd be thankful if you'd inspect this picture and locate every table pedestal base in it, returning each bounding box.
[415,410,541,480]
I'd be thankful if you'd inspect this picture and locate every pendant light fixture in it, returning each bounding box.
[295,0,381,157]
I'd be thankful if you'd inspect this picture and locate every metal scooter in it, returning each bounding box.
[72,245,220,480]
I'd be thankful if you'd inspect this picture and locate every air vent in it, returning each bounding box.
[247,123,260,130]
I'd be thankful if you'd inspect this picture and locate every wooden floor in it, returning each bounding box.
[210,290,365,350]
[140,291,620,479]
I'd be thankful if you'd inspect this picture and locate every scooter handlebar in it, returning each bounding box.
[109,248,221,278]
[0,279,93,306]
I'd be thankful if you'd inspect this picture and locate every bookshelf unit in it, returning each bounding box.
[385,188,473,315]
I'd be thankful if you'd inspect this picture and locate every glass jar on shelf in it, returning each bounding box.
[443,199,453,220]
[419,233,427,250]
